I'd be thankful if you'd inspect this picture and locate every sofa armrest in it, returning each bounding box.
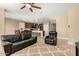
[2,41,12,46]
[2,41,12,56]
[45,36,49,40]
[30,36,37,43]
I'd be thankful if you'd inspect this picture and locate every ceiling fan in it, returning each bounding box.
[20,3,41,12]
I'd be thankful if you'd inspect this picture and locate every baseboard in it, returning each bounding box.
[57,37,70,40]
[57,37,76,45]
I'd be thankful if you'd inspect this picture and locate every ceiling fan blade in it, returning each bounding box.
[28,3,35,5]
[32,5,41,9]
[23,3,26,4]
[29,8,33,12]
[20,5,26,9]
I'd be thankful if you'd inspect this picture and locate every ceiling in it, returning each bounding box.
[0,3,79,23]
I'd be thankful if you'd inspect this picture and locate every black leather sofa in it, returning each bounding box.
[1,31,37,56]
[45,31,57,46]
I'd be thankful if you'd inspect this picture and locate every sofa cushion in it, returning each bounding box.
[2,35,13,42]
[21,31,32,40]
[49,35,54,39]
[13,39,30,46]
[2,35,22,43]
[13,40,25,46]
[24,33,31,39]
[12,35,22,43]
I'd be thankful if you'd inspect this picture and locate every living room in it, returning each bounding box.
[0,3,79,56]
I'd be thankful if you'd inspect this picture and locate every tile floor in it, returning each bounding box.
[11,37,76,56]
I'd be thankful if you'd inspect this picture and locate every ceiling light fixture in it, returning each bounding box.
[20,3,41,12]
[26,4,31,8]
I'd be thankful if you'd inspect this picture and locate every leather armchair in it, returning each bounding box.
[45,31,57,46]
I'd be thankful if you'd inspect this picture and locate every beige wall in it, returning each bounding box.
[68,8,79,40]
[56,7,79,44]
[56,16,68,39]
[0,8,5,36]
[5,18,19,35]
[0,8,5,55]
